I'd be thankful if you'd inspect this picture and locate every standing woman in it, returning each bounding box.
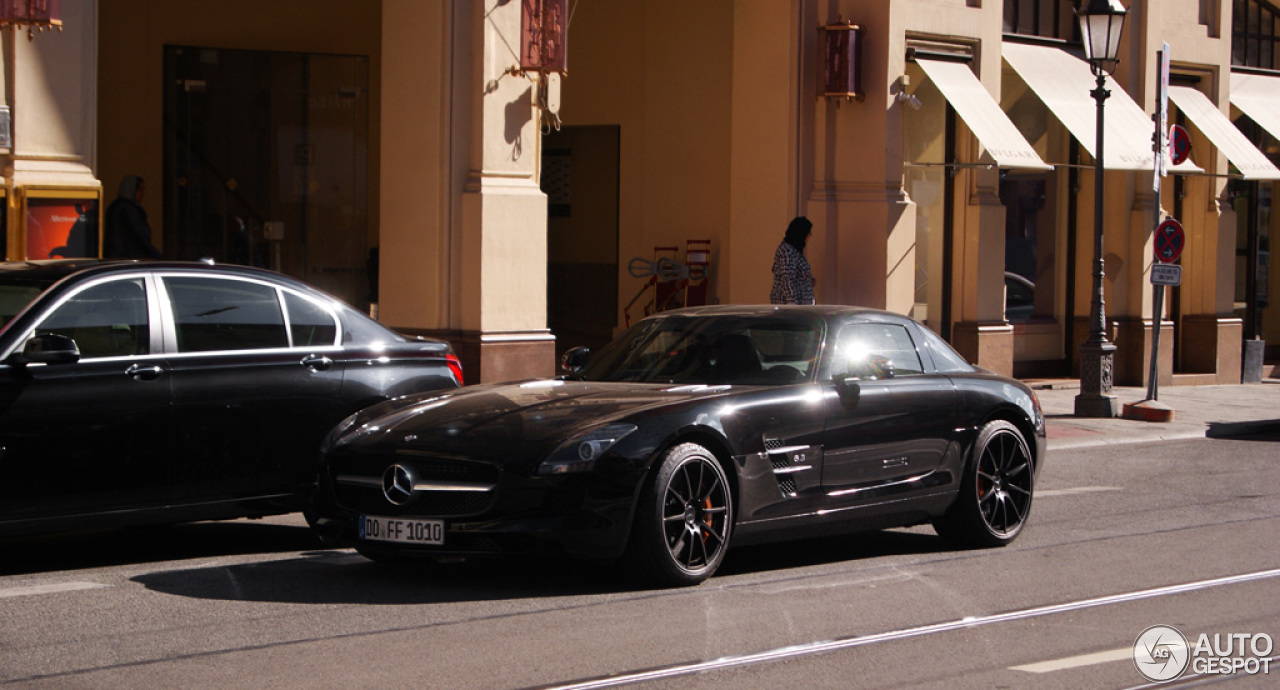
[770,216,815,305]
[105,175,163,259]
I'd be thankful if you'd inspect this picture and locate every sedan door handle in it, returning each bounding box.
[125,364,165,381]
[301,354,334,372]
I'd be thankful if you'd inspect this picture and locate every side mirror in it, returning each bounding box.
[12,333,81,365]
[560,346,590,374]
[833,374,861,407]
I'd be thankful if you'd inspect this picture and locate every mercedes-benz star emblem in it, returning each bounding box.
[382,464,416,506]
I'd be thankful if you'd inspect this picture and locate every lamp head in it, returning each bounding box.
[1076,0,1128,76]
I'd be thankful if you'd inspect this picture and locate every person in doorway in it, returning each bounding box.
[104,175,162,259]
[770,215,815,305]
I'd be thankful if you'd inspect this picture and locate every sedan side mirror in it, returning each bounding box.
[11,333,81,366]
[561,346,590,374]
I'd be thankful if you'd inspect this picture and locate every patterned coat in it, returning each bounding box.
[770,241,814,305]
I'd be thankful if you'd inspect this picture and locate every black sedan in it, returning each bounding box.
[0,259,461,537]
[310,305,1044,586]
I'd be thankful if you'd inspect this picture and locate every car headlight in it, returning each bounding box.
[537,423,638,475]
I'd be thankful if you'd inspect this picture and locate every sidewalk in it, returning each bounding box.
[1029,379,1280,451]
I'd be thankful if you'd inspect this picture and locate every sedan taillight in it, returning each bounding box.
[446,353,464,387]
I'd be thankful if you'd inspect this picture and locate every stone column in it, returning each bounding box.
[2,4,102,259]
[379,0,554,383]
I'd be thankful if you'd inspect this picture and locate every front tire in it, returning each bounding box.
[625,443,732,586]
[934,420,1034,547]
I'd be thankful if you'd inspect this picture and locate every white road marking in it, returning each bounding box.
[1010,647,1132,673]
[1037,486,1123,497]
[543,568,1280,690]
[0,581,110,599]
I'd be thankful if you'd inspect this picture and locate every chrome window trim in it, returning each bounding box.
[154,271,342,355]
[277,286,342,349]
[161,344,345,361]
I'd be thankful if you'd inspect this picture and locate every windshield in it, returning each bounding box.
[576,315,823,385]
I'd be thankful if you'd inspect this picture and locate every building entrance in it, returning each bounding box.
[542,126,621,358]
[162,46,372,309]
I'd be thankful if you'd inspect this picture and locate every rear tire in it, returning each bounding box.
[625,443,732,586]
[934,420,1034,548]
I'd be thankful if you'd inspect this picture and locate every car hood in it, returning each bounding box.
[329,379,737,455]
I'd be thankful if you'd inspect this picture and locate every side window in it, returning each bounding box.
[35,278,150,359]
[748,325,821,383]
[834,322,925,379]
[164,277,288,352]
[284,291,338,347]
[916,323,974,373]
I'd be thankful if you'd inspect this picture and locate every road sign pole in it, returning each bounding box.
[1146,44,1169,404]
[1124,44,1177,423]
[1147,284,1163,401]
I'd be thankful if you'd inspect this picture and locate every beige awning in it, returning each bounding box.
[1230,72,1280,150]
[1002,42,1201,173]
[916,58,1051,170]
[1168,85,1280,180]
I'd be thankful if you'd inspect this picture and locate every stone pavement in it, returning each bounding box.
[1028,378,1280,451]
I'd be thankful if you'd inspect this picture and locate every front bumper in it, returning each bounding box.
[310,456,645,561]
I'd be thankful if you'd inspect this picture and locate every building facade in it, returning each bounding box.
[3,0,1277,385]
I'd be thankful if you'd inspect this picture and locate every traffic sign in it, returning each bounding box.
[1151,263,1182,286]
[1169,124,1191,166]
[1155,218,1185,264]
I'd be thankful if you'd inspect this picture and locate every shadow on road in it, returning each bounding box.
[128,528,953,605]
[0,519,323,576]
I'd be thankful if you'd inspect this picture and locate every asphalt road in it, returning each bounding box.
[2,434,1278,689]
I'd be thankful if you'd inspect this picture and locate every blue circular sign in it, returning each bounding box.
[1169,125,1191,166]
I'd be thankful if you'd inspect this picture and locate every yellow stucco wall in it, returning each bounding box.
[556,0,735,327]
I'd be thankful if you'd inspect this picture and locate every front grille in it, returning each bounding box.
[331,453,500,518]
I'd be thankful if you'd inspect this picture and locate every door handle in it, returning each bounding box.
[125,364,164,381]
[301,354,334,372]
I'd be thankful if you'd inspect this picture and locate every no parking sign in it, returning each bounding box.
[1155,219,1185,264]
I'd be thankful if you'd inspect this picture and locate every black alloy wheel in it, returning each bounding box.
[934,420,1034,547]
[626,442,732,586]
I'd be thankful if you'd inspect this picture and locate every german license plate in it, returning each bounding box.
[358,515,445,545]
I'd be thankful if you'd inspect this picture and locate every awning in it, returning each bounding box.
[1230,72,1280,149]
[1003,42,1201,173]
[1167,85,1280,180]
[916,58,1051,170]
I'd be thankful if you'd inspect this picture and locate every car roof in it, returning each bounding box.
[0,259,310,285]
[655,303,905,321]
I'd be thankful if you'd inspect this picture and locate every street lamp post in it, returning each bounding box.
[1074,0,1127,418]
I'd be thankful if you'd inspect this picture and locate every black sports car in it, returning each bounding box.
[0,259,461,537]
[310,305,1045,585]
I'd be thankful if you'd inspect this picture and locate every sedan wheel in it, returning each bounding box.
[934,420,1034,547]
[627,443,732,586]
